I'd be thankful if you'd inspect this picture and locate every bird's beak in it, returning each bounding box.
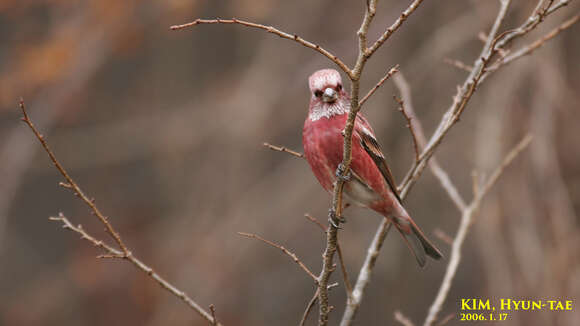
[322,87,338,103]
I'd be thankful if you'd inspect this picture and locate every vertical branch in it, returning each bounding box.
[321,1,427,324]
[318,1,378,324]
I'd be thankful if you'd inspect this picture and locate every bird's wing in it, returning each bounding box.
[355,116,402,204]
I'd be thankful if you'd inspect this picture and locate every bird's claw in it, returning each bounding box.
[335,163,351,182]
[328,208,346,229]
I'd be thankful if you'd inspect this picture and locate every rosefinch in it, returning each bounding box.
[302,69,442,267]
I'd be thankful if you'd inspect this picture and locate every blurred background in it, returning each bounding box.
[1,1,579,325]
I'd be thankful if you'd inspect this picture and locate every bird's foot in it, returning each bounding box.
[328,208,346,229]
[335,163,351,182]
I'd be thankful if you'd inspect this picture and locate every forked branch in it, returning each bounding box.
[20,100,221,326]
[423,135,532,326]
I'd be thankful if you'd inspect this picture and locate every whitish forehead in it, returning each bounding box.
[309,69,342,91]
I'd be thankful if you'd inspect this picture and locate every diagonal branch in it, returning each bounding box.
[342,2,518,324]
[443,58,473,73]
[486,13,579,75]
[170,18,352,77]
[340,220,393,326]
[367,0,426,58]
[359,65,399,107]
[398,0,513,200]
[395,310,416,326]
[51,213,222,326]
[19,99,129,254]
[263,142,304,158]
[393,73,467,212]
[423,134,532,326]
[21,101,221,326]
[237,232,318,283]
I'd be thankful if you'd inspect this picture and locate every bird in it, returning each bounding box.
[302,68,442,267]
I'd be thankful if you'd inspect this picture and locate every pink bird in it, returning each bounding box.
[302,69,442,267]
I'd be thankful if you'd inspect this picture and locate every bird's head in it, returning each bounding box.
[307,69,349,120]
[308,69,346,104]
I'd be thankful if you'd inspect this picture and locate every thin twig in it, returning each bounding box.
[443,58,473,72]
[170,18,351,77]
[436,313,455,326]
[423,135,532,326]
[209,305,218,326]
[367,0,426,58]
[393,73,466,211]
[486,13,579,75]
[50,214,222,326]
[304,213,353,300]
[398,0,513,200]
[395,310,416,326]
[19,99,129,255]
[493,0,570,50]
[305,213,326,232]
[299,289,319,326]
[394,96,420,162]
[263,142,304,158]
[340,220,392,326]
[433,228,453,246]
[359,65,399,107]
[335,240,353,299]
[237,232,318,283]
[22,99,221,326]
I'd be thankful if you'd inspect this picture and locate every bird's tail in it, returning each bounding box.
[392,214,443,268]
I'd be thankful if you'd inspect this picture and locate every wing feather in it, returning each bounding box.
[357,126,402,204]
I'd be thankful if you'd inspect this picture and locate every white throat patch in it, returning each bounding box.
[308,101,349,121]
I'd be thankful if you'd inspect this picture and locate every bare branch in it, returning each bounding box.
[443,58,473,72]
[305,213,327,232]
[336,240,353,299]
[304,213,353,301]
[170,18,351,77]
[433,228,453,246]
[398,0,513,200]
[19,99,129,254]
[263,142,304,158]
[237,232,318,283]
[493,0,570,50]
[367,0,426,58]
[393,73,467,212]
[318,0,430,319]
[340,220,393,326]
[359,65,399,107]
[487,13,579,74]
[300,289,319,326]
[50,214,221,326]
[395,310,416,326]
[436,313,455,326]
[209,305,218,326]
[478,135,533,197]
[423,135,532,326]
[22,100,221,326]
[394,96,420,162]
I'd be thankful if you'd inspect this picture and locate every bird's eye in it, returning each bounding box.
[336,84,342,91]
[314,90,323,97]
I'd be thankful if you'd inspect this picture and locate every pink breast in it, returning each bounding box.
[302,114,391,201]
